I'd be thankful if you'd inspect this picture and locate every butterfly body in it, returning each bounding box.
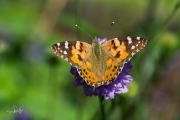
[52,37,147,87]
[92,39,102,60]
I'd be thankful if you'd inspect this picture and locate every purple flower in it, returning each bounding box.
[14,112,32,120]
[70,38,133,99]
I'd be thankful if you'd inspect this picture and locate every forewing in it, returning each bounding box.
[52,41,92,67]
[102,36,147,64]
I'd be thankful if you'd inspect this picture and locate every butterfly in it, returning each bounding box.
[52,37,147,87]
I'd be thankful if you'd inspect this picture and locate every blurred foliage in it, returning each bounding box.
[0,0,180,120]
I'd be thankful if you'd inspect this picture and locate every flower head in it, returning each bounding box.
[70,38,133,99]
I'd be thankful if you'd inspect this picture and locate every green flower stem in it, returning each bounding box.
[99,96,105,120]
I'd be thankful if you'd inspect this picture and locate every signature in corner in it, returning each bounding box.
[7,105,23,114]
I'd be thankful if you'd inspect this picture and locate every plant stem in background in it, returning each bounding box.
[33,0,68,41]
[148,0,180,43]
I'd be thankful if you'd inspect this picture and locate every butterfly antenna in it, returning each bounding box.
[101,22,115,36]
[75,25,93,39]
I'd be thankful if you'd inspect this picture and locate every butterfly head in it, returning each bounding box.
[92,38,99,43]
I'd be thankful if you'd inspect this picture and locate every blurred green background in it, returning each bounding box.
[0,0,180,120]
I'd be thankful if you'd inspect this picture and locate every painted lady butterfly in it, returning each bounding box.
[52,37,147,87]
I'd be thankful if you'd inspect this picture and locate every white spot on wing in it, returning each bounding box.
[63,51,67,54]
[65,41,68,49]
[76,41,80,49]
[137,37,140,40]
[114,38,120,46]
[136,44,138,46]
[131,46,135,49]
[57,43,60,46]
[65,58,68,61]
[127,36,132,44]
[60,50,62,52]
